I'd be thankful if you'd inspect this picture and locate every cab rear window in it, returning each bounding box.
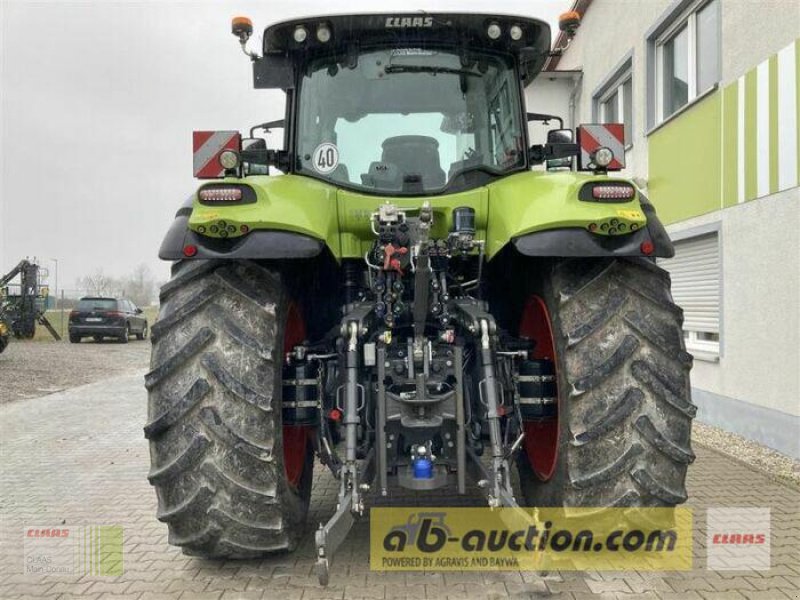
[78,299,117,311]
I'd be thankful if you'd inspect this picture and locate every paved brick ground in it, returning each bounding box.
[1,372,798,600]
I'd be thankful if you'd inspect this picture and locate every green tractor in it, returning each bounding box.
[145,12,695,583]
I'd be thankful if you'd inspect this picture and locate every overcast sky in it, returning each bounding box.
[0,0,569,294]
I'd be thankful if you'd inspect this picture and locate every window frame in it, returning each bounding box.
[597,73,633,149]
[654,0,720,124]
[684,330,720,358]
[591,51,634,150]
[600,88,618,123]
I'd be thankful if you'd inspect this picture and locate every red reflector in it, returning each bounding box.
[183,245,198,257]
[592,184,635,200]
[640,241,655,255]
[328,408,342,422]
[199,187,243,202]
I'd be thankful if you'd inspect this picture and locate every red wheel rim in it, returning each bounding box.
[519,295,560,481]
[283,303,310,488]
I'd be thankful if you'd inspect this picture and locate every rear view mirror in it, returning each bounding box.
[242,138,266,152]
[546,129,575,171]
[241,138,270,175]
[547,129,574,144]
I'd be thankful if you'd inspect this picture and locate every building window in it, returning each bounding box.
[592,55,634,147]
[655,0,720,123]
[658,232,721,360]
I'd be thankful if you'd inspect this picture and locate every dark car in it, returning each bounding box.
[68,297,148,343]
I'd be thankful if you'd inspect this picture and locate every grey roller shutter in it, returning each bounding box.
[659,233,720,334]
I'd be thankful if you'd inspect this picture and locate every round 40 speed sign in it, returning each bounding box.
[312,143,340,174]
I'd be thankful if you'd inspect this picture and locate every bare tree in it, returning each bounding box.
[121,264,157,306]
[77,269,119,297]
[75,265,157,305]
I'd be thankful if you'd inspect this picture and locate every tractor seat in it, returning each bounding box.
[381,136,446,188]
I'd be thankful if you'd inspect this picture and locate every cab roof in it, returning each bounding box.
[262,13,551,86]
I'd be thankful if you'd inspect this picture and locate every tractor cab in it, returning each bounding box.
[230,13,588,193]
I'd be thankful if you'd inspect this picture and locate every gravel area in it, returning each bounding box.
[0,340,150,404]
[693,421,800,487]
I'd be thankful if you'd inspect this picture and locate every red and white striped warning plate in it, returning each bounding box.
[193,131,241,178]
[577,124,625,171]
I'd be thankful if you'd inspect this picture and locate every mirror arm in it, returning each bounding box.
[526,112,564,129]
[529,142,580,165]
[546,142,580,159]
[240,148,290,172]
[529,145,546,165]
[240,148,268,164]
[270,149,291,172]
[249,119,285,138]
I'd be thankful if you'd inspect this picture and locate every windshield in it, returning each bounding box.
[296,48,525,194]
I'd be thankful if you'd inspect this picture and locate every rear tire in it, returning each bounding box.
[119,325,129,344]
[144,260,313,557]
[136,323,148,341]
[69,334,81,343]
[516,258,696,509]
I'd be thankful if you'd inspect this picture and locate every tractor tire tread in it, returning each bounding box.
[519,257,695,511]
[146,260,308,558]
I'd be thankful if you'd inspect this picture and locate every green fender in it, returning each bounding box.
[159,175,340,260]
[162,171,671,261]
[188,175,341,254]
[484,171,649,258]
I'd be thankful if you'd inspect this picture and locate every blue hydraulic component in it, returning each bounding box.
[412,457,433,479]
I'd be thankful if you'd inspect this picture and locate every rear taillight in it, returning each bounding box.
[105,311,124,318]
[592,184,636,200]
[199,187,243,202]
[69,310,79,320]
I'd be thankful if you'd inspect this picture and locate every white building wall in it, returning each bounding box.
[524,72,580,146]
[555,0,673,183]
[548,0,800,456]
[554,0,800,185]
[720,0,800,85]
[666,191,800,414]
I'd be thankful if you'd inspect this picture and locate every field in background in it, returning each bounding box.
[31,305,159,341]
